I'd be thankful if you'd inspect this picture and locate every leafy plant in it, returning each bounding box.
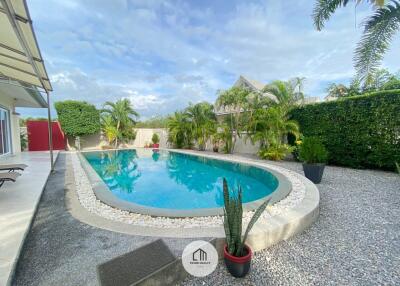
[152,133,160,144]
[101,115,119,146]
[101,99,139,148]
[20,133,28,151]
[258,144,295,161]
[216,87,251,153]
[396,162,400,174]
[185,102,217,151]
[223,178,270,257]
[167,111,193,148]
[298,137,328,164]
[55,100,100,140]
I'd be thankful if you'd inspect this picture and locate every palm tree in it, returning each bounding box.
[216,87,251,153]
[167,111,193,148]
[263,80,302,112]
[185,102,216,151]
[248,107,300,148]
[102,99,139,148]
[290,77,306,101]
[313,0,399,81]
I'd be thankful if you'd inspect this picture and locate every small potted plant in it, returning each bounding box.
[222,178,270,278]
[152,133,160,148]
[298,137,328,184]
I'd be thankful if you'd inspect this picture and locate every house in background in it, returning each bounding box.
[215,75,278,116]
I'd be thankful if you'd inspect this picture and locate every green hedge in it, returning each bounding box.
[55,100,100,137]
[290,90,400,170]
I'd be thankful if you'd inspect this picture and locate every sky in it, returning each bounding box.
[19,0,400,119]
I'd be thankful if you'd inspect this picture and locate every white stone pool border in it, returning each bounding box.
[68,149,319,247]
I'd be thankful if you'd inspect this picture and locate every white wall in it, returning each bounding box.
[132,128,168,148]
[70,128,169,150]
[0,95,21,154]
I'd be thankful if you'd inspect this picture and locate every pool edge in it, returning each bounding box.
[78,148,292,217]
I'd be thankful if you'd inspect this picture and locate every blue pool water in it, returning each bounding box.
[83,149,279,210]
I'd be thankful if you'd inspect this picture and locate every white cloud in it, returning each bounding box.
[21,0,400,119]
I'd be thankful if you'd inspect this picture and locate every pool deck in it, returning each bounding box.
[0,151,58,286]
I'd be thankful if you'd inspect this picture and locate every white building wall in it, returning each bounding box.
[0,95,21,154]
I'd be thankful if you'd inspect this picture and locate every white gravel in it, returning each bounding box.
[71,152,306,228]
[181,160,400,286]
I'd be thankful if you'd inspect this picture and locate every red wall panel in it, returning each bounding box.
[27,120,65,151]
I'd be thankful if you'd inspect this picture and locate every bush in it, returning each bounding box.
[152,133,160,144]
[290,90,400,170]
[298,137,328,164]
[55,100,100,137]
[258,144,294,161]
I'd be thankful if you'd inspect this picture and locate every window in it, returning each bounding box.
[0,107,11,156]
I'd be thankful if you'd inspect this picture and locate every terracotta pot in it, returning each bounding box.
[223,244,252,278]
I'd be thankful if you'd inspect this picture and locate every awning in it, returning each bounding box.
[0,0,52,92]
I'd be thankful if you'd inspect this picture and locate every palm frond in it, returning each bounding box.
[354,1,400,80]
[313,0,349,31]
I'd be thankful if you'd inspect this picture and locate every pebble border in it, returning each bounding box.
[71,151,306,229]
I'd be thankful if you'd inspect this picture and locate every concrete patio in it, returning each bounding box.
[0,151,57,286]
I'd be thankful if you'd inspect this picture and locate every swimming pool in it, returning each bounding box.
[81,149,291,216]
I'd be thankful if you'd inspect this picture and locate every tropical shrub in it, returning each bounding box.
[222,178,270,257]
[396,162,400,174]
[55,100,100,147]
[186,102,217,151]
[258,144,295,161]
[290,90,400,170]
[167,111,193,148]
[101,99,139,148]
[20,133,27,151]
[152,133,160,144]
[298,137,328,164]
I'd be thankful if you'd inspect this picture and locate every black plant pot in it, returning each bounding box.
[223,244,252,278]
[302,163,325,184]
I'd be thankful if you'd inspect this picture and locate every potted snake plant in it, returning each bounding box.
[222,178,270,278]
[298,137,328,184]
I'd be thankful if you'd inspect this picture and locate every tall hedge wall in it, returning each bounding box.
[55,100,100,138]
[290,90,400,170]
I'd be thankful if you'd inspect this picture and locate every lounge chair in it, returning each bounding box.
[0,172,20,188]
[0,164,28,172]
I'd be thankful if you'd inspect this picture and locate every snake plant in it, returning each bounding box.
[222,178,270,257]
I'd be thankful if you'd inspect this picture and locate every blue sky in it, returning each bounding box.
[20,0,400,119]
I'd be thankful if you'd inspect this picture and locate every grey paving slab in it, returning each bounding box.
[97,239,175,286]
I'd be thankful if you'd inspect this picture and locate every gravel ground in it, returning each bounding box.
[12,153,197,286]
[182,160,400,286]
